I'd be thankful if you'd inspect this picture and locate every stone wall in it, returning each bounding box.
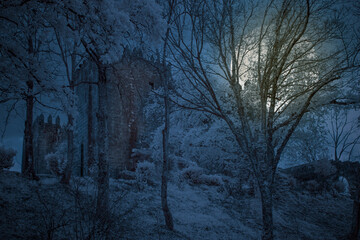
[73,51,163,176]
[73,60,98,176]
[32,114,65,174]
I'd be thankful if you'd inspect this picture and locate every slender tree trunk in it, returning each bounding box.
[259,181,274,240]
[160,5,175,228]
[88,84,94,173]
[349,188,360,240]
[335,147,339,161]
[258,159,275,240]
[61,53,76,184]
[22,80,38,180]
[22,37,38,180]
[60,114,74,184]
[96,65,109,220]
[161,67,174,231]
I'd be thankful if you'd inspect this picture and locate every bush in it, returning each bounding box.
[180,166,223,186]
[136,161,155,188]
[333,176,350,194]
[306,180,322,193]
[219,176,255,198]
[45,142,67,176]
[0,146,16,170]
[45,153,62,176]
[200,174,223,186]
[180,166,204,185]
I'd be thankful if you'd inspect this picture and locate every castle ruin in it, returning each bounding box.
[30,49,164,177]
[73,50,164,176]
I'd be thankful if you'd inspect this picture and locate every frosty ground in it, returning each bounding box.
[0,169,353,240]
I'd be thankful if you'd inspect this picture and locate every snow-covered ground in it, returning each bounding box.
[0,170,353,239]
[120,182,259,239]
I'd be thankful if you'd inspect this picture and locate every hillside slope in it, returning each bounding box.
[0,170,354,239]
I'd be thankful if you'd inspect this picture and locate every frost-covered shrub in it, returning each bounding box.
[219,177,238,197]
[333,176,350,194]
[46,153,62,176]
[281,113,329,167]
[180,166,204,185]
[177,117,240,174]
[149,108,241,175]
[180,165,223,186]
[136,161,155,188]
[333,180,346,194]
[0,146,16,170]
[173,155,191,170]
[305,180,322,193]
[45,142,67,176]
[200,174,223,186]
[144,84,244,176]
[220,176,255,197]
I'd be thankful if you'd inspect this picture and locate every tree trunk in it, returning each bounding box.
[259,181,274,240]
[60,114,74,184]
[22,36,38,180]
[160,7,175,230]
[349,188,360,240]
[61,53,76,184]
[335,147,339,161]
[22,80,38,180]
[161,70,174,230]
[95,65,109,220]
[88,84,95,173]
[161,129,174,230]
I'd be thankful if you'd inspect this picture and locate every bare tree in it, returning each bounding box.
[160,0,177,231]
[168,0,359,239]
[60,0,165,220]
[0,1,57,180]
[328,107,360,162]
[50,14,84,184]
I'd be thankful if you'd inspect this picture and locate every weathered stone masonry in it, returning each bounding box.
[31,50,164,176]
[31,114,66,174]
[73,51,163,176]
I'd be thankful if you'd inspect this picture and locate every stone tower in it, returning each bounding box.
[31,114,65,174]
[73,50,164,177]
